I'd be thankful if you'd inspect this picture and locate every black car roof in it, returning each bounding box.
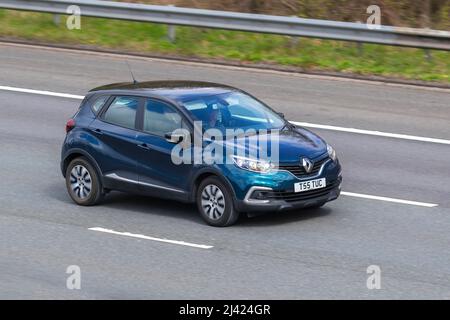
[89,81,238,101]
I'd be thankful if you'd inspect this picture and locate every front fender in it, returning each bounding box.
[189,166,238,203]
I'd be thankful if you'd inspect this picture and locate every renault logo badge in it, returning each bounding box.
[302,158,313,173]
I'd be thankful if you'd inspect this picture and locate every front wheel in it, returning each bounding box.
[196,177,239,227]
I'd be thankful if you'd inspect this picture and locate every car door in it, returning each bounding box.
[89,95,142,192]
[135,98,193,200]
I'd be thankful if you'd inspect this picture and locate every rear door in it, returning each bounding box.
[89,95,142,191]
[134,98,193,199]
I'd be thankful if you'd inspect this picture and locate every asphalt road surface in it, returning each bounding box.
[0,42,449,299]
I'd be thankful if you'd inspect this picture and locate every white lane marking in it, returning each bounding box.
[291,121,450,145]
[0,85,84,100]
[341,191,438,207]
[1,85,449,146]
[88,227,213,249]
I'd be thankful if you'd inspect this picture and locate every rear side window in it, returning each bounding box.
[91,95,109,114]
[103,96,139,129]
[144,99,182,136]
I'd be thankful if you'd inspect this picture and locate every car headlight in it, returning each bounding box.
[327,144,337,162]
[232,156,275,173]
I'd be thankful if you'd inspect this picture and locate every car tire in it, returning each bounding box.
[65,157,104,206]
[196,176,239,227]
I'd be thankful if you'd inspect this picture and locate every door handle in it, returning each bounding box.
[91,128,103,135]
[138,143,151,150]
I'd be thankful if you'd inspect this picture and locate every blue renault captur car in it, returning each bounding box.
[61,81,341,226]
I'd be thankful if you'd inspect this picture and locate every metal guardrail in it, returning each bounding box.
[0,0,449,50]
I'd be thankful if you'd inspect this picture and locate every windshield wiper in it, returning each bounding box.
[279,122,296,132]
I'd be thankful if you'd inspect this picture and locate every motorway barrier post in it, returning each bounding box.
[53,14,61,26]
[167,24,176,43]
[424,49,433,62]
[357,42,364,56]
[167,5,176,43]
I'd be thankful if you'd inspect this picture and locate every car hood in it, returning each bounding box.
[212,127,327,163]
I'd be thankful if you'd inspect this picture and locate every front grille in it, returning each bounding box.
[278,155,330,178]
[264,179,339,203]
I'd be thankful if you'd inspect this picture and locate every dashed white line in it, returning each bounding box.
[0,85,84,100]
[1,85,449,146]
[88,227,213,249]
[291,121,450,145]
[341,191,438,208]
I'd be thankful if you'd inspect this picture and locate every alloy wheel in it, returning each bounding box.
[201,184,226,220]
[70,165,92,199]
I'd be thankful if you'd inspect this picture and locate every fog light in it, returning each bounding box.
[252,191,268,200]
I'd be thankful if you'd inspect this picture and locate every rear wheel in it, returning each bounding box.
[196,176,239,227]
[65,157,103,206]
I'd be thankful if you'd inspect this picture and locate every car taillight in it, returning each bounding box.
[66,119,76,133]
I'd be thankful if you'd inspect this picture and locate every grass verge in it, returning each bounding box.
[0,10,448,83]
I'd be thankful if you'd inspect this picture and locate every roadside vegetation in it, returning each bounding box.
[0,9,448,83]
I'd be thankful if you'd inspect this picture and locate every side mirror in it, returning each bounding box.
[164,131,190,144]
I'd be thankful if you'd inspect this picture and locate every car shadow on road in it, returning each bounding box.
[47,183,203,224]
[49,183,333,227]
[100,191,203,223]
[101,191,333,227]
[238,206,333,227]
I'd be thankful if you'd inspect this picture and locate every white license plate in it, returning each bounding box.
[294,178,326,193]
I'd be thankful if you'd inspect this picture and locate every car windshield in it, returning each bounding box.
[179,91,285,133]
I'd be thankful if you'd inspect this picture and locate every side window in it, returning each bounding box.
[103,96,139,129]
[91,95,109,114]
[144,99,182,136]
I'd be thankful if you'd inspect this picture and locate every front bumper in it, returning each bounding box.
[235,175,342,213]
